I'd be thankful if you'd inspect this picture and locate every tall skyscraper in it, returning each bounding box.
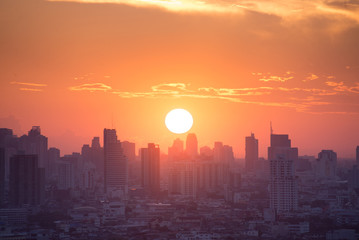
[47,147,60,181]
[168,138,184,161]
[141,143,160,196]
[269,134,298,213]
[356,146,359,166]
[9,154,45,207]
[186,133,198,159]
[104,129,128,198]
[245,133,258,172]
[18,126,48,178]
[0,148,5,206]
[315,150,337,181]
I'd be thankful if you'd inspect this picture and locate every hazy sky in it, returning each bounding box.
[1,0,359,158]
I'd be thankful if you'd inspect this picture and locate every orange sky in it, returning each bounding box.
[1,0,359,158]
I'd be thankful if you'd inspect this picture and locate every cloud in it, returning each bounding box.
[10,81,47,92]
[47,0,359,24]
[10,81,48,87]
[253,72,294,83]
[304,73,319,82]
[69,83,112,92]
[19,88,44,92]
[326,81,359,93]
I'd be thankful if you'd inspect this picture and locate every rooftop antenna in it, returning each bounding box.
[270,121,273,135]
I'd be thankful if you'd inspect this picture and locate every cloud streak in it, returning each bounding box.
[47,0,359,24]
[10,81,48,87]
[69,83,112,92]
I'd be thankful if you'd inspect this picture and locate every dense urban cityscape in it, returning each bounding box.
[1,126,359,239]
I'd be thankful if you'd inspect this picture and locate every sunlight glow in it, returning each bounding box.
[165,109,193,134]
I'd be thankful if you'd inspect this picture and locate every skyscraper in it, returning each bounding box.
[18,126,48,178]
[0,148,5,206]
[245,133,258,172]
[9,154,45,207]
[357,146,359,166]
[104,129,128,198]
[269,134,298,213]
[186,133,198,159]
[168,138,184,161]
[315,150,337,181]
[141,143,160,196]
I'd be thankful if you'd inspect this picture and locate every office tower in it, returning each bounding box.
[122,141,136,162]
[315,150,337,181]
[47,147,60,181]
[269,134,298,213]
[141,143,160,196]
[168,138,184,161]
[89,136,104,180]
[0,128,18,184]
[104,129,128,198]
[57,160,74,190]
[0,148,5,206]
[169,161,197,199]
[245,133,258,172]
[18,126,48,178]
[357,146,359,166]
[186,133,198,159]
[348,165,359,190]
[9,154,45,207]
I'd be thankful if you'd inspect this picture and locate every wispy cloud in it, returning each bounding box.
[10,81,48,87]
[304,73,319,82]
[19,88,44,92]
[69,83,112,92]
[10,81,47,92]
[47,0,359,24]
[253,72,294,82]
[70,81,358,114]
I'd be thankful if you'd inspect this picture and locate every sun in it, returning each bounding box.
[165,109,193,134]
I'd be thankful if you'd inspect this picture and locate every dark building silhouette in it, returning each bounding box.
[141,143,160,196]
[186,133,198,159]
[269,134,298,214]
[0,148,5,206]
[168,138,184,161]
[357,146,359,166]
[315,150,337,181]
[18,126,48,179]
[245,133,258,172]
[9,154,44,207]
[104,129,128,198]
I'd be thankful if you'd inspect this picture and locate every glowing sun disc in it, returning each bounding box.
[165,109,193,134]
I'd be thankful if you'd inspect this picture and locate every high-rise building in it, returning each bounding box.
[0,148,5,206]
[47,147,60,181]
[141,143,160,196]
[9,154,45,207]
[104,129,128,198]
[186,133,198,159]
[168,138,184,161]
[269,134,298,213]
[245,133,258,172]
[356,146,359,166]
[18,126,48,178]
[315,150,337,181]
[169,161,197,199]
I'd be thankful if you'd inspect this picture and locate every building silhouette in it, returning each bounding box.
[245,133,258,172]
[186,133,198,159]
[168,138,184,161]
[141,143,160,196]
[18,126,48,179]
[0,148,5,206]
[269,134,298,213]
[356,146,359,166]
[9,154,44,207]
[315,150,337,181]
[104,129,128,198]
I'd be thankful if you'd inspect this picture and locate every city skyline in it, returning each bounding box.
[1,0,359,158]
